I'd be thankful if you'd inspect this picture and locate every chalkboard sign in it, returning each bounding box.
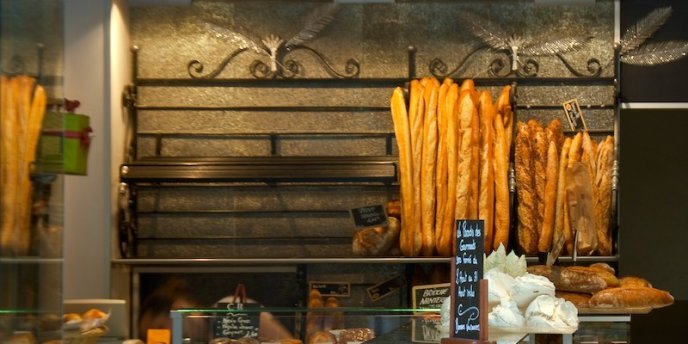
[562,99,587,132]
[367,275,403,302]
[411,283,450,343]
[309,281,351,297]
[412,283,451,311]
[451,220,484,340]
[212,303,261,339]
[350,204,388,229]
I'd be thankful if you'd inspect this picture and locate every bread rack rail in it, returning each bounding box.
[117,45,620,265]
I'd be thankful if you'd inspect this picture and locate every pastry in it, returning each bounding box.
[589,287,673,309]
[527,265,607,294]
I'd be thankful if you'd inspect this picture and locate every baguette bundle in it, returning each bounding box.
[514,118,615,257]
[0,75,47,256]
[391,79,512,257]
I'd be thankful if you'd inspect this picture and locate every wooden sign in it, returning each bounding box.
[350,204,388,229]
[309,281,351,297]
[450,220,484,340]
[212,302,260,339]
[563,99,587,132]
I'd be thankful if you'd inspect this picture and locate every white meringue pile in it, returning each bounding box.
[439,244,578,333]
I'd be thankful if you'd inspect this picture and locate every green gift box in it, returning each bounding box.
[35,112,92,175]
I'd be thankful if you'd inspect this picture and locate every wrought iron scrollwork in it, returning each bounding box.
[556,54,603,77]
[487,53,539,78]
[429,46,484,79]
[188,45,360,79]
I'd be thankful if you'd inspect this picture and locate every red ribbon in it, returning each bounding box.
[42,126,93,150]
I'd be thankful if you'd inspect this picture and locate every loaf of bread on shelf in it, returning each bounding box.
[589,287,674,309]
[352,217,400,256]
[555,291,591,309]
[568,265,619,288]
[420,82,439,256]
[619,276,653,289]
[306,331,337,344]
[527,265,607,294]
[492,112,510,251]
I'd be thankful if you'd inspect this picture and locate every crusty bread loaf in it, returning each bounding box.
[455,90,476,222]
[589,262,615,275]
[527,265,607,293]
[553,137,572,254]
[515,122,537,255]
[307,331,337,344]
[390,87,415,257]
[529,120,548,238]
[386,199,400,220]
[619,276,652,289]
[434,81,451,253]
[492,113,510,251]
[352,217,400,256]
[468,94,480,220]
[436,84,460,257]
[595,136,614,255]
[478,91,496,252]
[568,265,619,288]
[538,140,558,252]
[495,85,513,162]
[555,291,591,309]
[565,162,599,256]
[589,287,674,309]
[420,83,439,256]
[410,83,425,257]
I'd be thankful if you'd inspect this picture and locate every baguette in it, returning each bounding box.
[538,140,558,252]
[492,112,510,251]
[436,84,460,257]
[553,137,572,254]
[495,86,513,162]
[420,83,439,256]
[410,83,425,257]
[435,81,451,251]
[455,90,476,221]
[515,122,537,255]
[527,265,607,293]
[595,136,614,255]
[546,118,564,151]
[390,87,416,257]
[468,93,480,219]
[567,132,583,168]
[478,91,495,252]
[529,120,547,239]
[581,131,597,181]
[589,287,674,309]
[0,76,17,252]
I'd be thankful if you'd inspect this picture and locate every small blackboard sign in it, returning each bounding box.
[309,281,351,297]
[212,303,261,339]
[563,99,587,132]
[411,283,451,343]
[367,275,403,302]
[412,283,451,311]
[350,204,388,229]
[451,220,484,340]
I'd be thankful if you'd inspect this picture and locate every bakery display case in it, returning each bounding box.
[0,0,65,343]
[111,0,670,342]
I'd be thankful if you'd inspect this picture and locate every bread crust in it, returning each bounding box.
[515,122,537,255]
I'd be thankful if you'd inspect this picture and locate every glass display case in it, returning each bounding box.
[0,0,64,343]
[169,308,631,344]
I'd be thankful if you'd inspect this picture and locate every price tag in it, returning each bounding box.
[451,220,484,340]
[350,204,388,229]
[367,275,403,302]
[563,99,588,132]
[309,281,351,297]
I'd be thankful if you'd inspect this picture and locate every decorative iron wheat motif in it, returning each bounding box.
[430,12,601,76]
[457,11,594,77]
[620,6,688,66]
[190,3,360,79]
